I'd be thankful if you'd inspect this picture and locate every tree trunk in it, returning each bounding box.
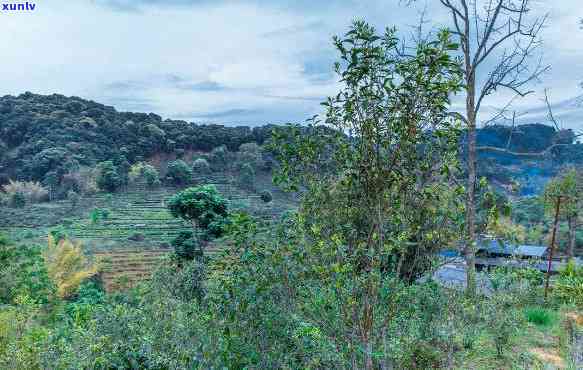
[545,196,561,299]
[465,69,478,296]
[567,215,576,260]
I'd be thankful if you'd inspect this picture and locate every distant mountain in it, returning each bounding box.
[0,92,580,195]
[473,124,582,195]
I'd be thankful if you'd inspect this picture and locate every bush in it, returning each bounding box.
[150,259,206,302]
[192,158,211,175]
[166,160,192,186]
[67,190,80,208]
[43,235,98,299]
[89,208,110,224]
[95,161,122,193]
[129,162,160,188]
[171,231,199,260]
[11,192,26,208]
[2,180,48,204]
[238,163,255,190]
[210,145,229,170]
[524,307,552,326]
[0,240,54,304]
[553,260,583,306]
[260,190,273,203]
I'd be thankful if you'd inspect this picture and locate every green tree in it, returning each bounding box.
[167,185,228,257]
[210,145,229,171]
[166,160,192,186]
[271,22,462,368]
[260,190,272,203]
[95,161,122,193]
[67,190,80,209]
[545,168,582,259]
[192,158,211,176]
[129,162,160,188]
[238,163,255,190]
[11,192,25,208]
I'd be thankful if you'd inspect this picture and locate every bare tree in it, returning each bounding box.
[406,0,548,295]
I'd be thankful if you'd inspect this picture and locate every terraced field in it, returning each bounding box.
[96,249,170,292]
[1,172,297,291]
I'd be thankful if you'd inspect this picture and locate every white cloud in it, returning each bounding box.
[0,0,581,130]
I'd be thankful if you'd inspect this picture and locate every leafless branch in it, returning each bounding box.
[543,88,560,131]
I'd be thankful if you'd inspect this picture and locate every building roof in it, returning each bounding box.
[477,240,547,258]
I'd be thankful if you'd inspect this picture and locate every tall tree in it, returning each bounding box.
[410,0,549,295]
[167,185,229,258]
[273,22,463,368]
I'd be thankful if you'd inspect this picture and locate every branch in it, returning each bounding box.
[475,143,571,158]
[544,88,561,131]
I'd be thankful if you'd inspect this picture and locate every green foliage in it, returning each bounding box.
[238,162,255,190]
[171,231,199,260]
[0,93,275,184]
[192,158,211,175]
[89,208,110,224]
[486,294,522,358]
[238,142,264,169]
[150,259,206,302]
[166,159,192,185]
[524,307,553,326]
[553,260,583,306]
[11,192,25,208]
[0,238,54,304]
[209,145,229,170]
[167,185,228,230]
[95,161,122,193]
[260,190,273,203]
[129,162,160,188]
[67,190,80,208]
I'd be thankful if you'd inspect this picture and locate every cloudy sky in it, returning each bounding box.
[1,0,582,131]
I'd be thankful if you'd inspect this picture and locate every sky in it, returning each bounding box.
[1,0,582,132]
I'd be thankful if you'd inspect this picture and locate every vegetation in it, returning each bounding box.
[43,235,98,299]
[165,159,192,186]
[0,10,581,370]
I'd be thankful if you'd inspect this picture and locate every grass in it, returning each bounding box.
[525,307,554,327]
[455,304,571,369]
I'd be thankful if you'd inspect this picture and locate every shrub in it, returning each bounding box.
[0,240,54,305]
[192,158,211,175]
[166,160,192,186]
[150,259,206,302]
[210,145,229,170]
[553,260,583,306]
[2,180,49,204]
[11,192,26,208]
[129,162,160,188]
[89,208,109,224]
[406,341,443,369]
[238,163,255,190]
[524,307,552,326]
[61,167,99,195]
[95,161,122,193]
[487,294,521,358]
[171,231,199,260]
[43,235,99,299]
[260,190,273,203]
[67,190,80,208]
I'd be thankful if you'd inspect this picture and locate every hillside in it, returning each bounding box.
[1,93,581,196]
[0,92,274,185]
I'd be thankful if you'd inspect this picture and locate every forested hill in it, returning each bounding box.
[0,92,274,183]
[0,92,581,194]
